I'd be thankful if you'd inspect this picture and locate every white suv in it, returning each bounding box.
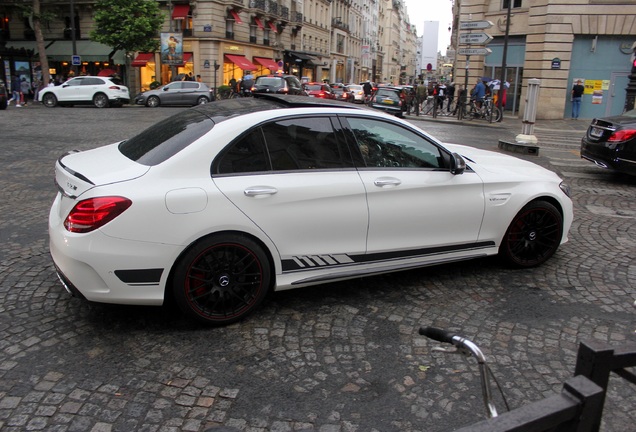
[40,76,130,108]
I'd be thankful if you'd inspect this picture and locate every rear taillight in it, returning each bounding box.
[608,129,636,142]
[64,196,132,233]
[108,86,121,90]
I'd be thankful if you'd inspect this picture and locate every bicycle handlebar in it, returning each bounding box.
[419,326,456,344]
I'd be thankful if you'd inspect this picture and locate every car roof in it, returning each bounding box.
[190,93,366,123]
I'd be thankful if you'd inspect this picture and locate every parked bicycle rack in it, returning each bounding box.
[452,340,636,432]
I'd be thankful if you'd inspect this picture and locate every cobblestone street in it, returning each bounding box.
[0,104,634,432]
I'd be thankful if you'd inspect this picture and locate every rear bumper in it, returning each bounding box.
[581,138,636,175]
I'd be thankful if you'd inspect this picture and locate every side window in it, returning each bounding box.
[286,76,301,91]
[166,82,182,90]
[346,117,444,169]
[65,78,83,87]
[82,78,103,85]
[262,117,352,170]
[183,82,198,89]
[215,128,270,174]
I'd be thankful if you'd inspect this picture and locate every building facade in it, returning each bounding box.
[451,0,636,119]
[0,0,419,97]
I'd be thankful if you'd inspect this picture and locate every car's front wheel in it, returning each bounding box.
[93,93,109,108]
[172,234,271,325]
[42,93,58,107]
[499,200,563,268]
[146,96,160,107]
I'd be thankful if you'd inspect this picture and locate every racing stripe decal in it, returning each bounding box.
[281,241,495,272]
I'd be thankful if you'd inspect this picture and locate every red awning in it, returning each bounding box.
[225,54,257,71]
[230,10,243,24]
[178,52,193,65]
[254,17,264,30]
[172,4,190,20]
[253,57,279,71]
[131,52,154,67]
[268,21,278,33]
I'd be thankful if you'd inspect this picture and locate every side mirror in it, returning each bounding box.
[450,152,466,175]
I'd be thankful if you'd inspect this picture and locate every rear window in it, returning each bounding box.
[255,77,284,87]
[119,110,214,166]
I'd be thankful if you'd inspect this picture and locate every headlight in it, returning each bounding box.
[559,181,571,197]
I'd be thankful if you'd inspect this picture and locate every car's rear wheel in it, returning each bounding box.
[93,93,109,108]
[42,93,57,107]
[196,96,209,105]
[499,200,563,268]
[172,234,271,325]
[146,96,160,107]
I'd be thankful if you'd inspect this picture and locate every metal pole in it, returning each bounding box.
[70,0,77,74]
[497,0,512,121]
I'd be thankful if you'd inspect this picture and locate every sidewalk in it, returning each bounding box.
[405,110,589,134]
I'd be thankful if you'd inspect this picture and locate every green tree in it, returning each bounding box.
[90,0,164,57]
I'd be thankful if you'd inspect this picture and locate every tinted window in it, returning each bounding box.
[285,76,301,89]
[216,129,269,174]
[262,117,352,170]
[82,78,104,85]
[119,110,214,166]
[346,117,444,169]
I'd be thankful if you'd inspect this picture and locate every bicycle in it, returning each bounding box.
[465,97,502,123]
[419,326,510,419]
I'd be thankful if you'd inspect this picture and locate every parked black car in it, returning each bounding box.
[0,79,8,110]
[581,110,636,176]
[251,74,306,96]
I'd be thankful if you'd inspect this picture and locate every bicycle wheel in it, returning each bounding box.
[492,106,502,122]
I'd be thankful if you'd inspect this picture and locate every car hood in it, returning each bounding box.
[55,143,150,198]
[444,143,562,181]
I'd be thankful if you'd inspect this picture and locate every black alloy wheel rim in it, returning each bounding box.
[184,243,264,321]
[505,207,562,266]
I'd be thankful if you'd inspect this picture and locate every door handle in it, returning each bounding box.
[244,186,278,197]
[374,177,402,187]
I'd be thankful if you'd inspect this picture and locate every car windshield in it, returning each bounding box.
[119,110,214,166]
[305,85,323,91]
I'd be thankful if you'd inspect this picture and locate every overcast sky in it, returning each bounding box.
[402,0,454,52]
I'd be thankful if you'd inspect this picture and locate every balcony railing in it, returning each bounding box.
[332,18,349,32]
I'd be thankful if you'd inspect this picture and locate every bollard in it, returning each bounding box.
[516,78,540,144]
[498,78,541,155]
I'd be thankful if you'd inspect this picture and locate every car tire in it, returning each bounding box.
[42,93,58,108]
[172,233,271,325]
[499,200,563,268]
[93,93,110,108]
[196,96,209,105]
[146,96,160,108]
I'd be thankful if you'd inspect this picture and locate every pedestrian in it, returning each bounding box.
[471,78,486,108]
[20,77,31,106]
[362,81,373,103]
[415,82,427,116]
[196,74,202,83]
[436,82,446,110]
[571,79,584,119]
[446,82,455,113]
[8,74,22,107]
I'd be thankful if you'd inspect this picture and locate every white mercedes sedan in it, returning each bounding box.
[49,95,573,325]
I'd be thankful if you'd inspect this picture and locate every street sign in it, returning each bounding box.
[458,48,492,56]
[459,20,493,30]
[459,32,493,45]
[71,55,81,66]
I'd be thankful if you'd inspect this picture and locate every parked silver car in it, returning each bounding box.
[134,81,213,107]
